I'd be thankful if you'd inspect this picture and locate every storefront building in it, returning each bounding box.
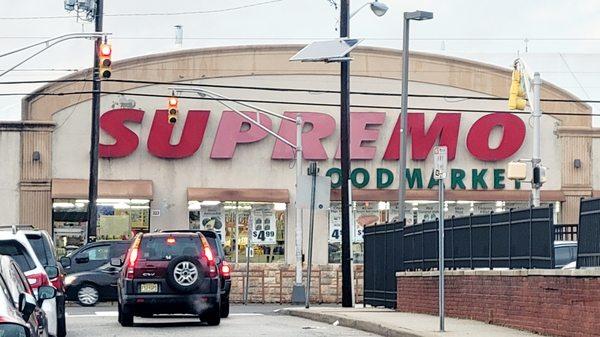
[3,45,599,301]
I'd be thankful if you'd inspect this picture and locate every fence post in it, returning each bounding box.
[529,206,533,269]
[508,208,512,269]
[421,221,425,271]
[469,214,473,269]
[451,216,455,269]
[489,211,493,269]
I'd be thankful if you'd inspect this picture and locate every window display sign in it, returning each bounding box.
[328,204,342,243]
[98,215,130,240]
[251,204,276,244]
[353,203,380,243]
[199,206,226,242]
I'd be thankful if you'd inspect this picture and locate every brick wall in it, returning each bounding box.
[228,263,363,304]
[396,270,600,337]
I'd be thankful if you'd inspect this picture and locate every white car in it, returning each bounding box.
[0,227,60,337]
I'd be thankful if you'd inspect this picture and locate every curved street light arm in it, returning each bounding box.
[0,32,110,58]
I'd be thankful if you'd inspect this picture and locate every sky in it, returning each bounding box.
[1,0,599,125]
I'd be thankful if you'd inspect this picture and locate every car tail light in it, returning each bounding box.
[125,235,142,280]
[166,236,176,246]
[220,261,231,279]
[27,272,50,289]
[200,236,217,277]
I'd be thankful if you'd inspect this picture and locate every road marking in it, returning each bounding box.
[67,312,264,318]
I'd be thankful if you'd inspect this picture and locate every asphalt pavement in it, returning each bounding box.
[66,304,378,337]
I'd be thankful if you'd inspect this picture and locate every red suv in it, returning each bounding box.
[114,232,221,326]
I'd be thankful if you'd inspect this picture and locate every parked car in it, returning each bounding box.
[554,241,578,269]
[0,226,62,337]
[0,255,57,337]
[114,232,222,326]
[162,230,231,318]
[60,240,130,306]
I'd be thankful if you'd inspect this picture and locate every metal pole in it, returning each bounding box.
[292,116,306,302]
[531,72,542,207]
[340,0,353,308]
[235,202,239,264]
[398,16,410,223]
[244,213,252,304]
[87,0,103,243]
[305,163,318,308]
[438,180,445,332]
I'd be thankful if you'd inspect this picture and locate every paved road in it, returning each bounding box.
[66,304,378,337]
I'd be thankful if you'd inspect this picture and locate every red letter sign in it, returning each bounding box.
[147,110,210,159]
[210,111,273,159]
[466,113,525,161]
[99,108,144,158]
[272,112,335,160]
[383,113,461,161]
[335,112,385,160]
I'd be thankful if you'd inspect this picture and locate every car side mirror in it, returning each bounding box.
[110,257,123,267]
[36,285,56,306]
[44,266,59,280]
[59,256,71,268]
[18,293,37,322]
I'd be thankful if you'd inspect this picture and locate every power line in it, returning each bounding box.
[2,89,594,118]
[0,0,284,20]
[1,78,599,104]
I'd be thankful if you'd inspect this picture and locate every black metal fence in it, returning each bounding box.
[554,224,578,241]
[576,198,600,268]
[364,206,555,309]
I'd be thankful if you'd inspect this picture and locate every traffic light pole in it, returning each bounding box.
[87,0,103,243]
[531,72,542,207]
[340,0,353,308]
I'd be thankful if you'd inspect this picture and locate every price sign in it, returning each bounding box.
[433,146,448,180]
[251,205,276,244]
[328,204,342,243]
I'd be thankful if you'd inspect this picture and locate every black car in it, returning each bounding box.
[163,230,231,318]
[60,240,130,306]
[0,255,57,337]
[114,232,221,326]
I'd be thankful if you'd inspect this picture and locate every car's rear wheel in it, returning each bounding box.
[220,296,230,318]
[77,284,99,307]
[118,303,134,327]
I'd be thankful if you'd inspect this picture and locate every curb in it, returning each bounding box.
[280,308,421,337]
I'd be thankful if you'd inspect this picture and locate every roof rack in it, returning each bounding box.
[0,224,36,234]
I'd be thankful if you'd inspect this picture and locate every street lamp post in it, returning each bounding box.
[170,87,303,303]
[398,10,433,223]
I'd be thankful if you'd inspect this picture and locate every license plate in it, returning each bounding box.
[140,283,158,293]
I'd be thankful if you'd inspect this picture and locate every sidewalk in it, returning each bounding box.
[281,306,540,337]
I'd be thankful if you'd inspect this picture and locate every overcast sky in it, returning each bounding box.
[1,0,599,125]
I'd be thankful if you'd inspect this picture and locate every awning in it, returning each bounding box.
[52,179,153,199]
[187,188,290,203]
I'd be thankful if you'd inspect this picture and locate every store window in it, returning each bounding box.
[52,198,150,257]
[327,200,560,263]
[189,201,286,264]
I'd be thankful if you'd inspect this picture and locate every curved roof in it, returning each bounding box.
[22,44,591,126]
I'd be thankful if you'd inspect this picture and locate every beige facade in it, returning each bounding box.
[1,45,598,266]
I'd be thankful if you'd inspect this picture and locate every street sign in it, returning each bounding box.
[296,175,331,210]
[433,146,448,180]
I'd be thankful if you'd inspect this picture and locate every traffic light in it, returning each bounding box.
[508,70,527,110]
[98,43,112,79]
[167,96,178,124]
[532,165,547,185]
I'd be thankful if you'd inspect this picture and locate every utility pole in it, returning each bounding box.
[339,0,353,308]
[531,72,542,207]
[87,0,104,243]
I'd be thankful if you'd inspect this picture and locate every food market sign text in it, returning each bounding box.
[99,109,526,162]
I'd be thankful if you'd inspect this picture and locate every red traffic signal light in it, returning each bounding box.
[167,96,178,124]
[98,43,112,79]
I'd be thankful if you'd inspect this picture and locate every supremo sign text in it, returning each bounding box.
[99,109,526,163]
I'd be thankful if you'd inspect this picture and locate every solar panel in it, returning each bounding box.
[289,38,362,62]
